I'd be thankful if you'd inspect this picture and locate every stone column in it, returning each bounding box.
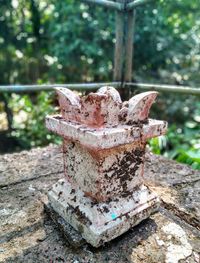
[46,86,167,247]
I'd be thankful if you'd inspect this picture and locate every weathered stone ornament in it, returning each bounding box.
[46,86,167,247]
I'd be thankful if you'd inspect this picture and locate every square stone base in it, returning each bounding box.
[44,203,85,248]
[48,179,160,247]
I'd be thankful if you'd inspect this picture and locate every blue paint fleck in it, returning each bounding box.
[111,213,117,220]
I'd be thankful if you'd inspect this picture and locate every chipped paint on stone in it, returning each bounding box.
[56,88,81,123]
[81,86,121,127]
[46,87,168,246]
[55,87,159,128]
[63,140,144,202]
[46,117,167,149]
[126,91,158,124]
[56,86,122,128]
[48,178,160,247]
[97,86,122,103]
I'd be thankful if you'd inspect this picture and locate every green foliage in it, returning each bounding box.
[135,0,200,85]
[0,0,199,169]
[47,1,115,82]
[149,101,200,170]
[8,92,61,150]
[1,0,199,85]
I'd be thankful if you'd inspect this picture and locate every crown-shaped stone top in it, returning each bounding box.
[56,86,158,128]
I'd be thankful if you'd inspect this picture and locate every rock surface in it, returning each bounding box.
[0,145,199,262]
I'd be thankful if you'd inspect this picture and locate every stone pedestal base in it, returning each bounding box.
[44,203,85,248]
[48,179,160,247]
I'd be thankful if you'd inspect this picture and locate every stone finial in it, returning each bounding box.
[56,88,81,123]
[56,87,157,128]
[120,91,158,124]
[46,86,167,247]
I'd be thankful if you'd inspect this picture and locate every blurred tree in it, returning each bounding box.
[0,0,200,84]
[0,0,199,168]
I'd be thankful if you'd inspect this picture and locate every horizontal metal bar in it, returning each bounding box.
[82,0,152,11]
[126,0,154,10]
[126,82,200,96]
[1,82,199,96]
[82,0,123,11]
[0,82,121,93]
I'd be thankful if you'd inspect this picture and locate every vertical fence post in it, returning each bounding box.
[123,2,135,99]
[113,0,125,82]
[113,0,135,99]
[124,8,135,82]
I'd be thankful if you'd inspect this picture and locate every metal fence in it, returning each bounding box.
[0,82,200,95]
[0,0,199,96]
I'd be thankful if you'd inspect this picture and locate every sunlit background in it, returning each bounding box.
[0,0,199,169]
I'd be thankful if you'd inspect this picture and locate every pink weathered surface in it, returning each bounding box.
[55,87,158,128]
[97,86,122,103]
[46,86,168,246]
[119,91,158,124]
[46,116,167,149]
[56,86,121,128]
[128,91,158,123]
[56,88,81,123]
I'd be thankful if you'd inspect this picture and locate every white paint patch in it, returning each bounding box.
[155,236,165,246]
[162,222,192,263]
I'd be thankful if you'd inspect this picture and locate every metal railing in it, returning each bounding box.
[127,83,200,96]
[0,82,120,93]
[0,0,199,96]
[82,0,153,11]
[0,82,199,95]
